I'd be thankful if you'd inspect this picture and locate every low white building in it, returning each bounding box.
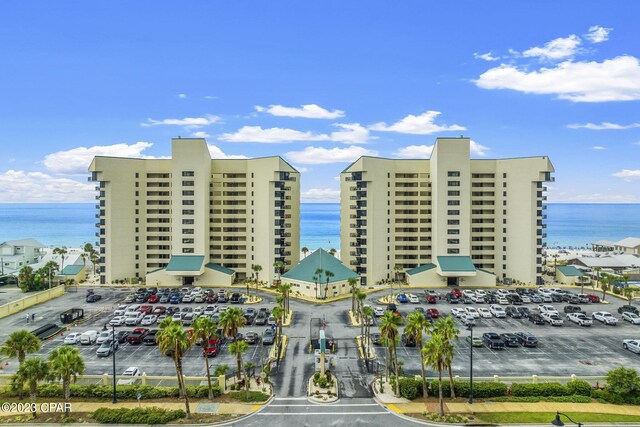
[0,239,44,274]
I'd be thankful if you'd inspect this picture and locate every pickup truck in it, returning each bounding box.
[127,328,150,344]
[204,338,222,357]
[482,332,505,349]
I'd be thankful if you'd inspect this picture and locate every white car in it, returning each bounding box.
[538,305,558,315]
[489,304,507,318]
[117,367,142,385]
[623,312,640,325]
[623,339,640,354]
[64,332,82,345]
[593,311,618,325]
[172,313,183,322]
[470,294,485,303]
[567,312,593,326]
[451,307,465,318]
[193,306,204,316]
[465,307,480,319]
[543,312,564,326]
[477,308,492,318]
[141,315,157,326]
[408,294,420,304]
[462,290,476,298]
[127,304,141,312]
[113,305,128,316]
[182,294,193,303]
[125,312,144,326]
[110,316,126,326]
[204,305,218,316]
[96,331,112,344]
[497,296,509,305]
[521,295,531,303]
[496,289,509,297]
[538,288,553,296]
[374,306,386,317]
[460,314,476,327]
[475,290,487,297]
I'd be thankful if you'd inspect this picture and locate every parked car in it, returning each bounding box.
[577,294,590,304]
[500,333,520,347]
[444,293,459,304]
[262,329,275,345]
[408,294,420,304]
[166,306,179,315]
[401,333,416,347]
[460,314,476,327]
[567,312,593,326]
[374,306,386,317]
[96,331,112,344]
[451,288,463,298]
[230,293,241,304]
[125,312,144,326]
[618,305,640,315]
[141,315,157,326]
[204,305,218,317]
[464,307,480,319]
[623,339,640,354]
[592,311,618,325]
[622,312,640,324]
[514,332,538,347]
[152,306,166,316]
[477,308,492,318]
[159,294,170,304]
[489,305,507,318]
[127,328,150,344]
[244,331,260,344]
[147,294,159,304]
[426,308,440,319]
[517,307,532,318]
[506,294,523,305]
[115,331,130,344]
[143,330,158,345]
[117,367,141,385]
[371,333,382,345]
[564,305,585,315]
[169,294,181,304]
[586,294,601,303]
[182,313,196,326]
[483,332,505,349]
[110,316,126,326]
[96,339,118,357]
[466,335,483,347]
[505,306,522,318]
[86,294,102,303]
[64,332,82,345]
[543,312,564,326]
[204,338,222,357]
[451,307,465,318]
[538,305,558,315]
[530,295,543,304]
[124,294,136,303]
[529,313,546,325]
[396,294,409,304]
[217,294,228,303]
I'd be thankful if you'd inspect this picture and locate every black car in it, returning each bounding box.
[551,294,564,303]
[485,294,497,304]
[371,333,382,345]
[564,305,585,314]
[386,303,398,312]
[618,305,640,315]
[401,333,416,347]
[529,313,546,325]
[115,331,130,344]
[445,294,460,304]
[506,294,523,305]
[500,333,520,347]
[514,332,538,347]
[505,306,522,318]
[562,294,581,304]
[230,293,241,304]
[482,332,505,349]
[517,307,531,318]
[86,294,102,303]
[243,308,257,323]
[143,330,158,346]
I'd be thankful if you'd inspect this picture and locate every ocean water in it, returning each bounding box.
[0,203,639,250]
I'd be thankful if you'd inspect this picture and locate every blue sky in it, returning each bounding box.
[1,1,639,203]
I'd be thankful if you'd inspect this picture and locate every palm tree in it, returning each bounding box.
[83,242,94,255]
[393,264,402,283]
[355,289,367,337]
[601,274,610,301]
[218,307,246,345]
[423,334,448,416]
[272,305,284,353]
[361,305,374,365]
[90,252,99,277]
[348,277,359,318]
[433,316,460,398]
[624,285,636,305]
[329,248,337,256]
[279,282,292,316]
[228,340,249,381]
[324,270,334,299]
[53,248,68,274]
[552,253,560,280]
[593,267,602,293]
[1,330,42,365]
[191,317,218,399]
[48,346,85,417]
[578,275,587,295]
[404,312,431,400]
[301,247,309,258]
[251,264,263,283]
[43,261,59,288]
[313,268,323,299]
[379,311,402,396]
[273,261,285,282]
[243,361,257,398]
[156,319,193,418]
[14,357,49,418]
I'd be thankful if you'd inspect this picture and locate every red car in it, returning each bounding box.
[138,305,153,314]
[152,306,166,315]
[427,308,440,319]
[127,328,150,344]
[586,294,601,303]
[147,294,159,304]
[204,338,222,357]
[451,288,462,298]
[426,294,437,304]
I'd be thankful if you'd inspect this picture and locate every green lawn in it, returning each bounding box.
[473,412,640,424]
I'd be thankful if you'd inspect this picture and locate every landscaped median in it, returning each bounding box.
[268,335,288,361]
[355,335,376,361]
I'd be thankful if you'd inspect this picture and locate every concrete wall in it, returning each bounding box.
[0,286,65,319]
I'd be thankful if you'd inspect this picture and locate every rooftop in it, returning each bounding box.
[282,248,358,283]
[166,255,205,272]
[406,263,437,275]
[557,265,584,277]
[61,265,85,276]
[437,256,476,273]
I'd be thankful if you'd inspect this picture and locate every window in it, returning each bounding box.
[447,248,460,254]
[448,181,460,187]
[447,229,460,235]
[447,239,459,244]
[448,200,460,206]
[182,248,194,253]
[448,219,460,225]
[182,219,194,225]
[183,229,194,234]
[183,238,194,244]
[182,200,194,205]
[447,210,460,215]
[448,190,460,196]
[182,171,194,177]
[448,171,460,177]
[182,180,194,186]
[182,190,194,196]
[182,209,194,215]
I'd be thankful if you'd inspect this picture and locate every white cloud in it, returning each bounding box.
[44,142,158,174]
[369,111,465,135]
[204,95,218,99]
[291,165,309,173]
[470,140,490,156]
[178,93,187,99]
[206,144,247,159]
[191,131,210,138]
[255,104,344,119]
[301,188,340,203]
[141,114,220,128]
[523,35,581,60]
[0,170,94,203]
[634,141,640,145]
[613,169,640,180]
[475,55,640,102]
[285,146,378,164]
[219,123,371,144]
[474,52,499,61]
[567,121,640,130]
[591,146,606,150]
[585,26,612,43]
[219,126,329,143]
[394,145,434,159]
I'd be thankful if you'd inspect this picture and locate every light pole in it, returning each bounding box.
[103,323,117,404]
[468,323,474,404]
[551,411,583,426]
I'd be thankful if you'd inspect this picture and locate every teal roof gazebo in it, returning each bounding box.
[282,248,359,283]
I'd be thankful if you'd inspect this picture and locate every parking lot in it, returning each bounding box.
[370,288,640,378]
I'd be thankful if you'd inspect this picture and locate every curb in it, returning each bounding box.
[268,335,288,361]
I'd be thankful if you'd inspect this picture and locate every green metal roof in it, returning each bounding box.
[557,265,584,277]
[282,248,359,283]
[165,255,205,272]
[205,263,235,275]
[61,265,84,275]
[406,263,437,275]
[437,256,476,272]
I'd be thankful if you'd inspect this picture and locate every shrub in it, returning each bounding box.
[398,377,422,400]
[228,391,270,402]
[566,380,592,397]
[421,413,468,423]
[613,287,622,295]
[606,367,640,397]
[28,384,218,400]
[91,407,185,424]
[429,381,507,398]
[511,383,569,397]
[491,395,591,403]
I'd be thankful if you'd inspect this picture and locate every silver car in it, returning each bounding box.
[623,339,640,354]
[623,312,640,325]
[96,339,118,357]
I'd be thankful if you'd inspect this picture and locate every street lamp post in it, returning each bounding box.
[551,411,583,426]
[103,323,117,404]
[468,324,474,404]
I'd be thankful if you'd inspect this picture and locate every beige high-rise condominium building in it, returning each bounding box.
[341,137,554,287]
[89,138,300,286]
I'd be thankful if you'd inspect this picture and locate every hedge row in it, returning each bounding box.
[593,389,640,405]
[1,384,221,400]
[492,395,592,403]
[511,381,592,397]
[92,407,185,424]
